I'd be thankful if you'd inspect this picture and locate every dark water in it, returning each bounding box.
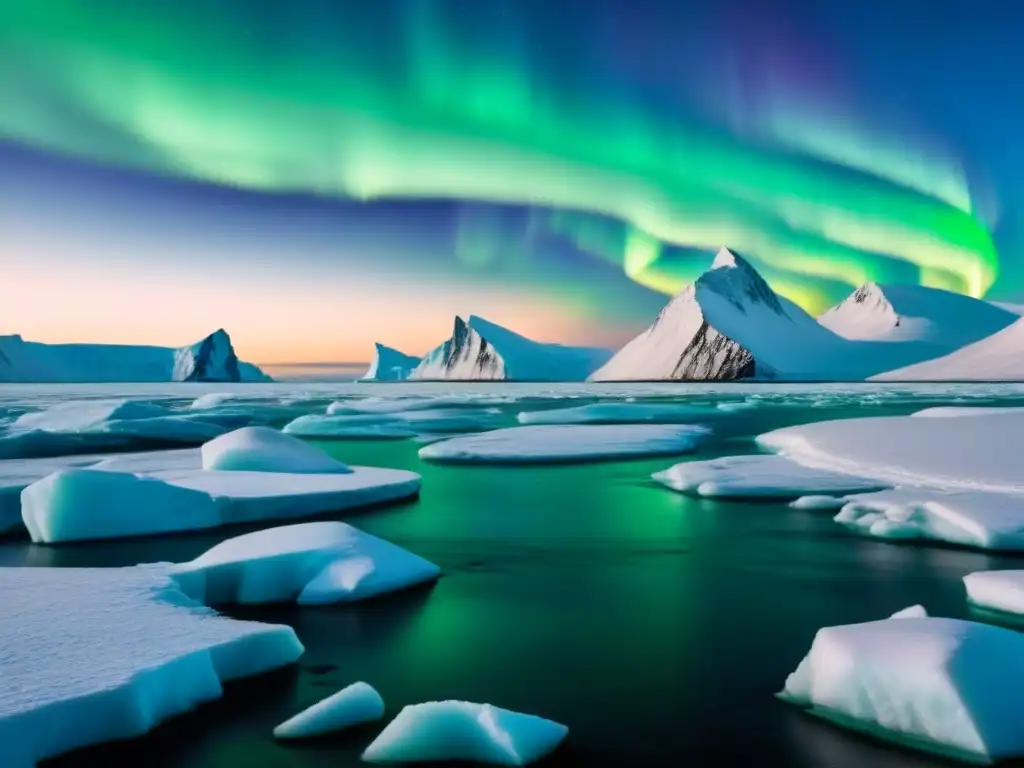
[4,397,1024,767]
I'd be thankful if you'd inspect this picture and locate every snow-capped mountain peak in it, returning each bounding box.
[172,329,242,382]
[700,248,785,316]
[360,343,421,381]
[410,317,506,381]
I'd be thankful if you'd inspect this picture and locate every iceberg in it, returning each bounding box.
[757,410,1024,494]
[419,424,710,464]
[818,282,1014,346]
[779,609,1024,763]
[409,315,610,381]
[170,521,440,605]
[517,402,720,425]
[21,461,420,543]
[834,488,1024,550]
[362,701,568,766]
[590,249,968,381]
[0,329,270,383]
[361,343,422,381]
[274,682,385,739]
[652,455,887,499]
[201,426,352,474]
[0,565,302,766]
[964,570,1024,619]
[789,495,848,511]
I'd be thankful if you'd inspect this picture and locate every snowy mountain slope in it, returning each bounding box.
[591,248,963,381]
[0,330,270,383]
[819,283,1015,346]
[873,316,1024,381]
[361,344,421,381]
[409,316,611,381]
[991,301,1024,316]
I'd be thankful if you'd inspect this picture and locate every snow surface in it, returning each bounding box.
[12,399,169,431]
[274,682,385,739]
[171,521,440,605]
[591,250,953,382]
[283,416,419,439]
[361,343,421,382]
[0,330,269,383]
[818,283,1015,346]
[410,315,610,381]
[964,570,1024,618]
[0,566,303,767]
[779,610,1024,763]
[201,427,351,474]
[419,424,710,464]
[834,488,1024,549]
[652,455,887,500]
[22,465,421,543]
[284,409,500,438]
[790,495,848,511]
[517,402,719,425]
[362,701,568,766]
[875,315,1024,381]
[757,410,1024,494]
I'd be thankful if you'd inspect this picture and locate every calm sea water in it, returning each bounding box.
[3,388,1024,767]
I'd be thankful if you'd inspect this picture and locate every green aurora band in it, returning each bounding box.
[0,0,1000,310]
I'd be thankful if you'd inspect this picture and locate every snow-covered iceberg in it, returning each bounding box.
[0,329,270,382]
[818,282,1015,347]
[834,488,1024,550]
[171,521,440,605]
[274,682,385,739]
[652,455,887,500]
[874,315,1024,381]
[517,402,719,425]
[0,566,303,766]
[201,426,352,474]
[757,409,1024,494]
[21,440,421,543]
[590,249,964,381]
[360,343,421,381]
[964,570,1024,620]
[419,424,710,464]
[779,609,1024,763]
[410,315,610,381]
[362,701,568,765]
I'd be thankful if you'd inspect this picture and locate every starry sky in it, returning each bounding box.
[2,0,1022,364]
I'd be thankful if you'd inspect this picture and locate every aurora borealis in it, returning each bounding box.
[2,0,1023,363]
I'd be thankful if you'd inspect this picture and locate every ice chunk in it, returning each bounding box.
[93,448,202,474]
[0,566,302,766]
[419,424,710,464]
[22,466,420,543]
[273,682,385,739]
[758,410,1024,494]
[191,393,238,409]
[912,406,1024,418]
[834,488,1024,550]
[12,399,169,431]
[170,521,440,605]
[517,402,718,425]
[652,454,886,499]
[779,611,1024,763]
[790,495,847,511]
[362,701,568,765]
[964,570,1024,618]
[889,604,928,619]
[285,409,500,438]
[201,427,351,474]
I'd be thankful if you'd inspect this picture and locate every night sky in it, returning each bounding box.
[2,0,1021,363]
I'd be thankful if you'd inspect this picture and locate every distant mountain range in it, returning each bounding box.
[0,329,270,383]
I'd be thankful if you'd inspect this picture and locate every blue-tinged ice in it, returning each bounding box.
[201,426,351,474]
[362,701,568,765]
[170,521,440,605]
[274,682,385,739]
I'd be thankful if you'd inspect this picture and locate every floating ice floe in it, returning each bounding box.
[779,607,1024,763]
[21,431,420,543]
[362,701,568,766]
[327,395,512,416]
[789,495,848,511]
[757,410,1024,494]
[964,570,1024,619]
[652,454,886,499]
[274,682,385,739]
[171,521,440,605]
[912,406,1024,418]
[419,424,710,464]
[0,566,303,767]
[284,416,419,439]
[201,426,351,474]
[834,488,1024,550]
[516,402,718,425]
